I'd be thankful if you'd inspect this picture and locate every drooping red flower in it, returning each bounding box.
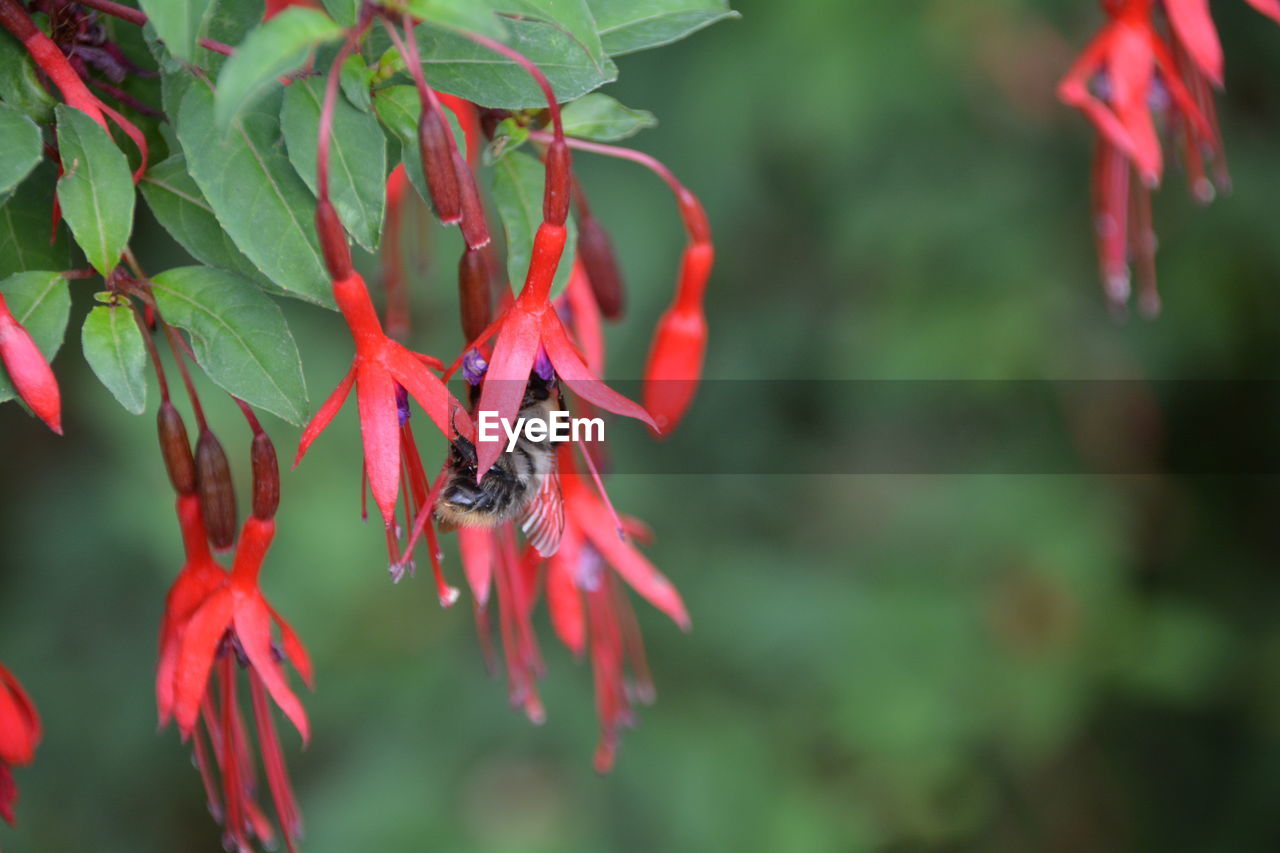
[1059,0,1278,312]
[295,203,473,550]
[0,664,41,827]
[0,293,62,434]
[464,222,656,477]
[540,451,689,771]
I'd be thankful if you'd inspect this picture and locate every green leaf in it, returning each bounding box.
[139,0,215,62]
[0,30,57,123]
[322,0,360,27]
[586,0,738,56]
[410,13,616,109]
[0,105,42,197]
[340,52,374,111]
[497,0,607,64]
[81,303,148,415]
[0,163,75,279]
[0,271,69,404]
[490,150,577,300]
[372,85,465,211]
[281,76,386,252]
[54,105,136,276]
[150,266,310,424]
[484,116,530,164]
[179,82,332,306]
[401,0,505,37]
[213,7,344,128]
[559,93,657,141]
[139,154,274,288]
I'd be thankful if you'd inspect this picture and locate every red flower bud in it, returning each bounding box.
[455,150,491,249]
[315,198,353,280]
[157,400,196,495]
[251,430,280,521]
[458,246,492,342]
[195,428,238,550]
[643,242,714,435]
[0,294,61,434]
[543,139,572,226]
[419,106,462,224]
[576,214,625,320]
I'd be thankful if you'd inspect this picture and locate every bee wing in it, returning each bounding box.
[520,465,565,558]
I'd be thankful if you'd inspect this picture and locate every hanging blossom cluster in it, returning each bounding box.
[0,0,716,848]
[1058,0,1280,315]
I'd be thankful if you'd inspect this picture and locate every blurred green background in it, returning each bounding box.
[5,0,1280,850]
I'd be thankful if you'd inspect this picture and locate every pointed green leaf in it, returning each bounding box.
[0,271,69,403]
[559,93,657,141]
[322,0,360,27]
[179,82,332,306]
[151,266,310,424]
[213,7,344,128]
[0,30,57,123]
[372,85,465,211]
[402,0,505,37]
[81,303,148,415]
[281,76,386,252]
[55,105,136,276]
[139,0,215,62]
[0,164,75,279]
[491,150,577,300]
[586,0,738,55]
[0,105,41,196]
[408,13,616,109]
[139,154,276,289]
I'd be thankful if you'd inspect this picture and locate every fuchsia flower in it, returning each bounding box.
[544,449,689,771]
[0,664,40,827]
[0,293,61,434]
[1058,0,1279,312]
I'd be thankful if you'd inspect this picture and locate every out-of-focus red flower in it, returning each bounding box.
[0,293,61,434]
[263,0,321,20]
[538,449,688,770]
[0,664,41,826]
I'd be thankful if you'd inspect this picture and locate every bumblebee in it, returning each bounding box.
[434,372,565,556]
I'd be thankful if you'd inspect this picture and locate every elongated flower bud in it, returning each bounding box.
[251,430,280,521]
[577,214,625,320]
[458,246,492,342]
[315,198,353,280]
[0,294,61,434]
[543,139,571,226]
[643,242,714,435]
[455,151,490,249]
[195,428,237,550]
[419,106,462,224]
[157,400,196,495]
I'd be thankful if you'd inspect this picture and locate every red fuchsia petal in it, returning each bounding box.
[546,530,586,656]
[0,763,15,826]
[566,259,605,375]
[1107,23,1161,184]
[474,307,542,476]
[355,360,402,525]
[385,341,473,440]
[157,565,228,725]
[293,362,355,468]
[172,587,234,737]
[541,312,657,430]
[1163,0,1224,85]
[268,604,313,688]
[1245,0,1280,24]
[571,484,690,630]
[0,667,39,766]
[264,0,321,19]
[233,592,310,744]
[1058,34,1140,165]
[459,526,495,606]
[0,297,62,434]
